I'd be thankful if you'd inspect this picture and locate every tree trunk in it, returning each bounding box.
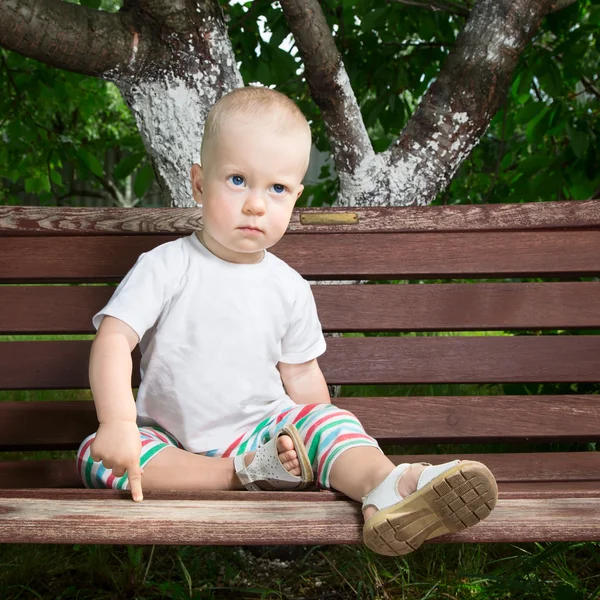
[0,0,242,207]
[0,0,571,207]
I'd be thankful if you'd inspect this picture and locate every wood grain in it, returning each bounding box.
[3,282,600,334]
[2,336,599,389]
[1,202,599,235]
[1,396,599,450]
[0,495,598,544]
[2,231,600,282]
[2,453,598,489]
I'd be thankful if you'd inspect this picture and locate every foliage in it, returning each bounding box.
[1,540,599,599]
[0,1,599,205]
[447,1,600,204]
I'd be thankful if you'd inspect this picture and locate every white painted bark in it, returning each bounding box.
[108,21,243,207]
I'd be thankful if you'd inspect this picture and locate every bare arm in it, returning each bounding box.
[89,315,139,423]
[277,358,331,405]
[89,315,144,501]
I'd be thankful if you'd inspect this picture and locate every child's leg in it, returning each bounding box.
[281,404,496,556]
[76,426,300,491]
[328,446,426,517]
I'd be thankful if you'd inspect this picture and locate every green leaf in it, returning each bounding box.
[50,169,63,186]
[80,0,102,8]
[567,124,589,158]
[587,6,600,26]
[514,102,543,125]
[529,106,553,145]
[538,57,563,99]
[78,148,103,177]
[256,60,271,85]
[113,152,145,180]
[518,155,553,175]
[134,164,154,198]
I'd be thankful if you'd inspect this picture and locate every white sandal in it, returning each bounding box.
[233,424,314,491]
[362,460,498,556]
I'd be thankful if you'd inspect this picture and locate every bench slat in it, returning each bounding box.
[0,494,598,544]
[2,453,598,489]
[1,396,599,451]
[2,336,599,389]
[2,231,600,282]
[1,203,600,234]
[3,282,600,334]
[2,482,600,500]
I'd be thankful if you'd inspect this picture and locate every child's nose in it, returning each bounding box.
[243,190,266,215]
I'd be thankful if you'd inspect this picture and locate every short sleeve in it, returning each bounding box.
[92,249,174,341]
[280,278,327,364]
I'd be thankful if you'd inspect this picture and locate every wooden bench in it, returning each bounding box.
[1,201,600,546]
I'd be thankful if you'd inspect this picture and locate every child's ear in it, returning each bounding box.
[191,164,204,204]
[295,184,304,201]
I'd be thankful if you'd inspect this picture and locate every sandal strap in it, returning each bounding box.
[361,463,411,512]
[361,461,461,512]
[234,425,311,491]
[417,460,460,489]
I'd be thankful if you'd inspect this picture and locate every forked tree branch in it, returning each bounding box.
[279,0,374,174]
[0,0,143,76]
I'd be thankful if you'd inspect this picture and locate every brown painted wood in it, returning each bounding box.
[2,481,599,501]
[2,335,600,389]
[2,453,598,489]
[4,282,600,334]
[2,230,600,282]
[1,396,598,451]
[0,286,115,334]
[1,202,599,235]
[0,495,598,544]
[0,401,98,450]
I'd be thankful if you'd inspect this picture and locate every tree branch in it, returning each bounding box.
[582,76,600,101]
[547,0,578,13]
[388,0,471,18]
[383,0,555,205]
[0,0,149,77]
[279,0,374,175]
[389,0,575,17]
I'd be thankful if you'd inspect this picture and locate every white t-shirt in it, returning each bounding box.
[93,232,327,452]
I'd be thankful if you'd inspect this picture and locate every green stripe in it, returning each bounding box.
[140,443,167,468]
[307,418,357,465]
[117,444,166,490]
[152,426,180,447]
[84,457,95,488]
[319,439,373,487]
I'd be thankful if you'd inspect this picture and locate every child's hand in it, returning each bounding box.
[90,421,144,502]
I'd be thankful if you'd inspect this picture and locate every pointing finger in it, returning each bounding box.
[128,466,144,502]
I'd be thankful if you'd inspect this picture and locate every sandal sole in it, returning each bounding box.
[363,461,498,556]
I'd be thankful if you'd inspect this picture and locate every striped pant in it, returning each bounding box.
[77,403,381,491]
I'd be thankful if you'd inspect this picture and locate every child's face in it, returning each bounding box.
[191,115,310,264]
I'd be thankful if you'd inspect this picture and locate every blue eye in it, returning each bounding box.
[228,175,245,187]
[270,184,286,194]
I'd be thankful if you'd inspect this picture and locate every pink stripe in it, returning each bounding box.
[276,407,294,424]
[303,410,349,447]
[290,403,318,426]
[77,437,94,475]
[317,433,374,474]
[152,430,170,444]
[105,473,116,488]
[222,433,245,458]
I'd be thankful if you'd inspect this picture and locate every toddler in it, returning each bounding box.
[78,87,498,556]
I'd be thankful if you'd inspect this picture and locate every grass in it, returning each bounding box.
[1,334,599,598]
[1,541,599,599]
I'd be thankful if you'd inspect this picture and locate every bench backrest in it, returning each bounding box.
[1,202,600,488]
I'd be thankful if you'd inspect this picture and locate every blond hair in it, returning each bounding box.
[200,87,311,166]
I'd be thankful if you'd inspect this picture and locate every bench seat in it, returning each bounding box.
[1,202,599,547]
